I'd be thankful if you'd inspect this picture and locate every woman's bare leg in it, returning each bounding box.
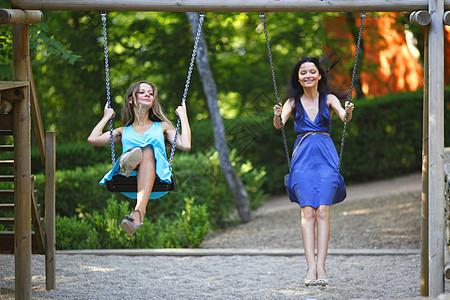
[316,205,330,279]
[131,146,156,225]
[301,206,317,280]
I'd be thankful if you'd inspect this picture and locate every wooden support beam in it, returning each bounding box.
[9,0,450,12]
[421,28,429,296]
[427,0,445,296]
[12,22,32,300]
[0,9,43,24]
[29,62,45,166]
[0,81,29,91]
[0,113,13,131]
[45,131,56,290]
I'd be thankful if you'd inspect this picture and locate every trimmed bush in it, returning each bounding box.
[191,88,450,194]
[31,141,113,174]
[34,150,267,228]
[34,163,114,217]
[55,197,210,250]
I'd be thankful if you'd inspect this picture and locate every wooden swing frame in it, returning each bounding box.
[4,0,450,298]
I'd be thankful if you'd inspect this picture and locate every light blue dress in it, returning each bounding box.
[286,94,346,208]
[100,122,172,199]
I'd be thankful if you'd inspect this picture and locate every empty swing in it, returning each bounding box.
[259,12,366,181]
[99,11,206,193]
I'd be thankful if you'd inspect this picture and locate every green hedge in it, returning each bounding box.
[34,150,266,228]
[56,197,210,250]
[191,88,450,194]
[31,141,113,174]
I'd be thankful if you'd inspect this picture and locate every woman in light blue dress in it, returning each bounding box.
[273,57,354,287]
[88,81,191,237]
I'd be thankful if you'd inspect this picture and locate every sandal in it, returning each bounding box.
[316,278,329,287]
[304,277,316,287]
[120,209,143,238]
[119,148,142,177]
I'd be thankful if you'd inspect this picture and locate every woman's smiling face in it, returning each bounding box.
[298,62,322,89]
[134,82,155,107]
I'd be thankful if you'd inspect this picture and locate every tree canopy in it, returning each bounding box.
[0,9,421,143]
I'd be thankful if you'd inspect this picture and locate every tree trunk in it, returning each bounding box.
[186,12,252,223]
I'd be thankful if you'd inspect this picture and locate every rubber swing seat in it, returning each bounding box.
[106,174,175,193]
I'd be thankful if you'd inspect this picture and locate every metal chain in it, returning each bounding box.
[168,12,206,168]
[260,13,291,172]
[101,11,116,166]
[338,12,366,171]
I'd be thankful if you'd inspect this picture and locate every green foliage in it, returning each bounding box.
[33,150,267,227]
[32,23,82,65]
[87,197,134,248]
[0,11,345,143]
[34,163,114,217]
[55,197,210,250]
[31,141,112,173]
[157,150,266,227]
[158,197,211,248]
[55,215,91,250]
[191,88,450,194]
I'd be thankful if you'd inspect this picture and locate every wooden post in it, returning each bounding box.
[420,27,429,297]
[12,23,32,300]
[29,60,45,166]
[45,131,56,290]
[428,0,445,296]
[9,0,445,12]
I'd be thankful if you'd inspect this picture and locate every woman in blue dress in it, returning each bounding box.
[88,81,191,237]
[273,57,354,287]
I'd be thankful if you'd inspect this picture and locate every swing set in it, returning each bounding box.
[1,0,449,299]
[99,12,205,193]
[101,10,364,194]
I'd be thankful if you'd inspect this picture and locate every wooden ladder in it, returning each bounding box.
[0,80,56,289]
[0,81,45,254]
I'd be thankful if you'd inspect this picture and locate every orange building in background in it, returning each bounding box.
[325,13,450,97]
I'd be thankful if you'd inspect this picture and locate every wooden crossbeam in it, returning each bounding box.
[0,81,28,91]
[10,0,450,12]
[0,9,43,24]
[0,232,46,254]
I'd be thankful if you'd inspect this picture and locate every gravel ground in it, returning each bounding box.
[201,191,421,250]
[1,173,450,299]
[0,254,435,299]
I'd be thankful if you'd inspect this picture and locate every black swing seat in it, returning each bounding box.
[106,174,174,193]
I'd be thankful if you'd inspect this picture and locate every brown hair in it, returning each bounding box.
[121,81,174,129]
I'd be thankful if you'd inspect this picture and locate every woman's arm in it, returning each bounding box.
[87,104,123,146]
[164,101,191,151]
[327,94,354,122]
[273,98,294,129]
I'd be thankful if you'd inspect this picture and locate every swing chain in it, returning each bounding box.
[101,11,116,166]
[260,13,291,172]
[168,12,206,169]
[338,12,366,171]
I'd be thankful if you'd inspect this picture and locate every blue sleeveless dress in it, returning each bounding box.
[286,95,346,207]
[99,122,172,199]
